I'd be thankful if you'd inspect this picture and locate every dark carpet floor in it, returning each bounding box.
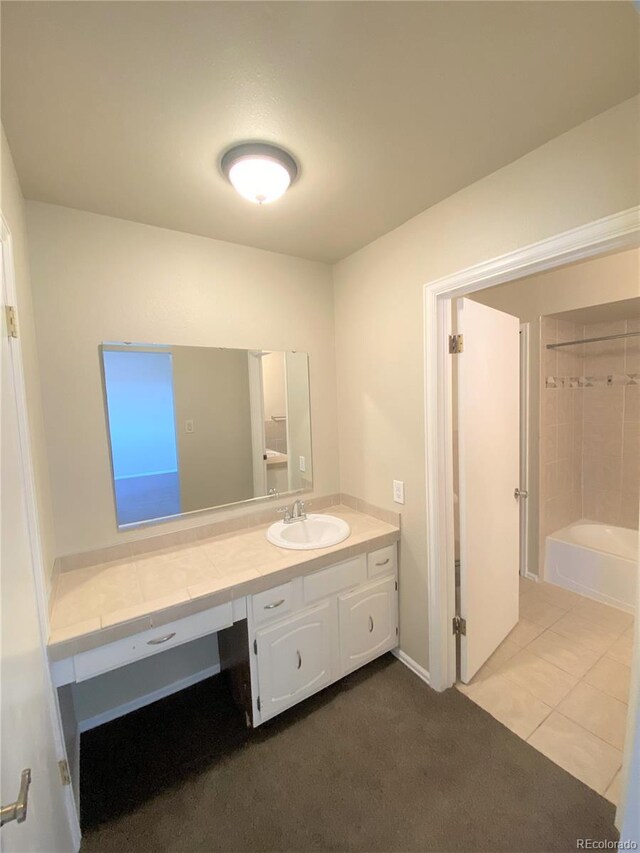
[80,654,617,853]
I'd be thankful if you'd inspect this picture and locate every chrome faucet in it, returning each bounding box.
[277,499,308,524]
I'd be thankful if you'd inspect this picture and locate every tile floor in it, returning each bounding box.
[458,577,635,803]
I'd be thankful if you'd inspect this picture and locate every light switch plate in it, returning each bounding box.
[299,456,306,472]
[185,419,194,434]
[393,480,405,504]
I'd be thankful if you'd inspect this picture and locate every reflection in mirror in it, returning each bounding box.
[100,344,312,527]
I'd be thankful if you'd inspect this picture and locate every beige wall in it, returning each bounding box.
[333,96,640,671]
[262,351,286,423]
[476,248,640,575]
[263,350,288,458]
[1,128,57,594]
[26,202,339,557]
[172,346,254,513]
[285,351,312,491]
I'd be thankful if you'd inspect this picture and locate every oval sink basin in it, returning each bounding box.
[266,514,350,550]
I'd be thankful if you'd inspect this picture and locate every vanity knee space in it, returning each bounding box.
[248,544,398,725]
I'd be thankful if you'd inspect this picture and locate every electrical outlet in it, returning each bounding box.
[393,480,405,505]
[299,455,306,472]
[185,419,194,434]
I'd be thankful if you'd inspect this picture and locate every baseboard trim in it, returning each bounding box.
[524,571,539,583]
[392,648,431,686]
[78,664,221,732]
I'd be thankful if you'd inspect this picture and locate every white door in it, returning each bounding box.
[338,575,397,675]
[1,231,76,851]
[457,297,520,682]
[255,602,332,721]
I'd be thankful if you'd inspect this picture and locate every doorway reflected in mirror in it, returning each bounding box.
[100,344,312,528]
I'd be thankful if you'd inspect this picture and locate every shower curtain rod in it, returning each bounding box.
[546,330,640,350]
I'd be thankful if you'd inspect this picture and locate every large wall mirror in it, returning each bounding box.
[100,344,312,528]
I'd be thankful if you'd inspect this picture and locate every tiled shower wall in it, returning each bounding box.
[582,319,639,529]
[540,318,584,550]
[539,316,639,559]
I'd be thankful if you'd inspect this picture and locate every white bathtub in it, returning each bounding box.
[545,520,638,614]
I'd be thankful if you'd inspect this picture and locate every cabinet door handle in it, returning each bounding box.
[368,616,374,633]
[264,599,285,610]
[147,632,176,645]
[296,650,302,669]
[375,558,390,566]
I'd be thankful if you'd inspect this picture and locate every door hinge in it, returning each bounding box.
[5,305,18,339]
[253,638,257,655]
[452,615,467,636]
[395,626,398,636]
[257,696,261,712]
[58,760,71,786]
[394,581,398,591]
[448,334,463,354]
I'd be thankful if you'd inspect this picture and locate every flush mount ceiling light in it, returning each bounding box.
[221,143,298,205]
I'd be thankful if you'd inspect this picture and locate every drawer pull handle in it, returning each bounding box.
[147,633,176,646]
[369,616,374,633]
[375,558,390,566]
[264,599,285,610]
[296,650,302,669]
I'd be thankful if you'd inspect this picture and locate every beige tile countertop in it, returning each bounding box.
[48,505,399,660]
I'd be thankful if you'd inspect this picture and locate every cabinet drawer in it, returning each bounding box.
[303,555,366,604]
[367,544,397,579]
[73,601,233,682]
[338,575,397,675]
[252,582,294,627]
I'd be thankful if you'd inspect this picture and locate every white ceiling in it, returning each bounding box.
[2,2,639,263]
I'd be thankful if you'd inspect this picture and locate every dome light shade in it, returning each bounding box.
[221,143,298,205]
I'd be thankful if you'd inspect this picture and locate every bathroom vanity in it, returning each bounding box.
[244,539,397,723]
[48,502,399,800]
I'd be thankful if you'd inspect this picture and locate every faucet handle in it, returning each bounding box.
[276,506,291,521]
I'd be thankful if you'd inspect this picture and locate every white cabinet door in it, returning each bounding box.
[338,575,397,675]
[255,601,332,721]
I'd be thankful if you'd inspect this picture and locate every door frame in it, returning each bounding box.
[423,205,640,833]
[0,215,82,848]
[248,351,268,496]
[519,322,531,580]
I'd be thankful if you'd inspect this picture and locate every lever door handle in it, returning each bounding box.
[0,769,31,827]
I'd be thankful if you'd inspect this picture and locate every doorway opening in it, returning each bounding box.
[454,271,638,805]
[424,210,639,819]
[102,349,181,525]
